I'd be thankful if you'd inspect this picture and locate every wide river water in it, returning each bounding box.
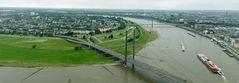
[0,65,151,83]
[125,17,239,83]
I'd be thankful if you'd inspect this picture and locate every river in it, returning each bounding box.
[2,17,239,83]
[0,65,150,83]
[125,17,239,83]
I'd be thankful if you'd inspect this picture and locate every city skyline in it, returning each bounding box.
[0,0,239,10]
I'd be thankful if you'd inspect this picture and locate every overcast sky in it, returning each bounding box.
[0,0,238,10]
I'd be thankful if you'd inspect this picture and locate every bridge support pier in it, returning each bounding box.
[124,29,128,67]
[132,27,136,71]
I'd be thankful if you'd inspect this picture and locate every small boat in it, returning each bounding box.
[222,49,234,57]
[181,42,185,52]
[187,33,196,37]
[197,54,224,75]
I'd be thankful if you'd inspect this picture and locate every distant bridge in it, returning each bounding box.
[56,35,193,83]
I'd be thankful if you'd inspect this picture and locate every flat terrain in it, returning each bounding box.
[92,27,157,55]
[0,35,114,67]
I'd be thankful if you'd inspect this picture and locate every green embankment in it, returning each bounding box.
[92,26,158,55]
[0,19,158,67]
[0,35,114,67]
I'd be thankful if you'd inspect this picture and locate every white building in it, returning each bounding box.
[231,38,239,48]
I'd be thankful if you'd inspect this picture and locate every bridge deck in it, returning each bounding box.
[56,35,193,83]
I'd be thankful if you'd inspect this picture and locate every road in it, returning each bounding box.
[125,17,239,83]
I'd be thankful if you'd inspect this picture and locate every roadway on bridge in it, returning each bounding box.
[125,17,239,83]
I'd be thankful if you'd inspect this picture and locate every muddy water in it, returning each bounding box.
[125,17,239,83]
[0,65,151,83]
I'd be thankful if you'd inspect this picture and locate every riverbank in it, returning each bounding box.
[177,26,239,60]
[0,35,115,67]
[89,22,158,55]
[125,17,239,83]
[0,20,157,67]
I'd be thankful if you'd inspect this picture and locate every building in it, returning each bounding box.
[231,38,239,48]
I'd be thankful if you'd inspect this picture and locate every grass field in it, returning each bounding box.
[92,26,158,55]
[0,35,114,67]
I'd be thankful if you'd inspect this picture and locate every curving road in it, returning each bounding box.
[125,17,239,83]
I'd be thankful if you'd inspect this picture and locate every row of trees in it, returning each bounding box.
[75,46,82,51]
[31,44,83,51]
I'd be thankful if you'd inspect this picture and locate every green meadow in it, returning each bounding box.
[0,35,114,67]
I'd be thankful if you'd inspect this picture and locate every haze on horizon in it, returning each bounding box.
[0,0,238,10]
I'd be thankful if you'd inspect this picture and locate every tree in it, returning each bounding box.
[127,38,133,42]
[90,38,95,43]
[66,31,74,37]
[32,45,37,49]
[106,29,112,33]
[79,46,82,50]
[83,35,86,39]
[118,20,126,30]
[40,33,44,37]
[95,29,101,34]
[89,32,94,36]
[75,46,79,51]
[108,34,114,39]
